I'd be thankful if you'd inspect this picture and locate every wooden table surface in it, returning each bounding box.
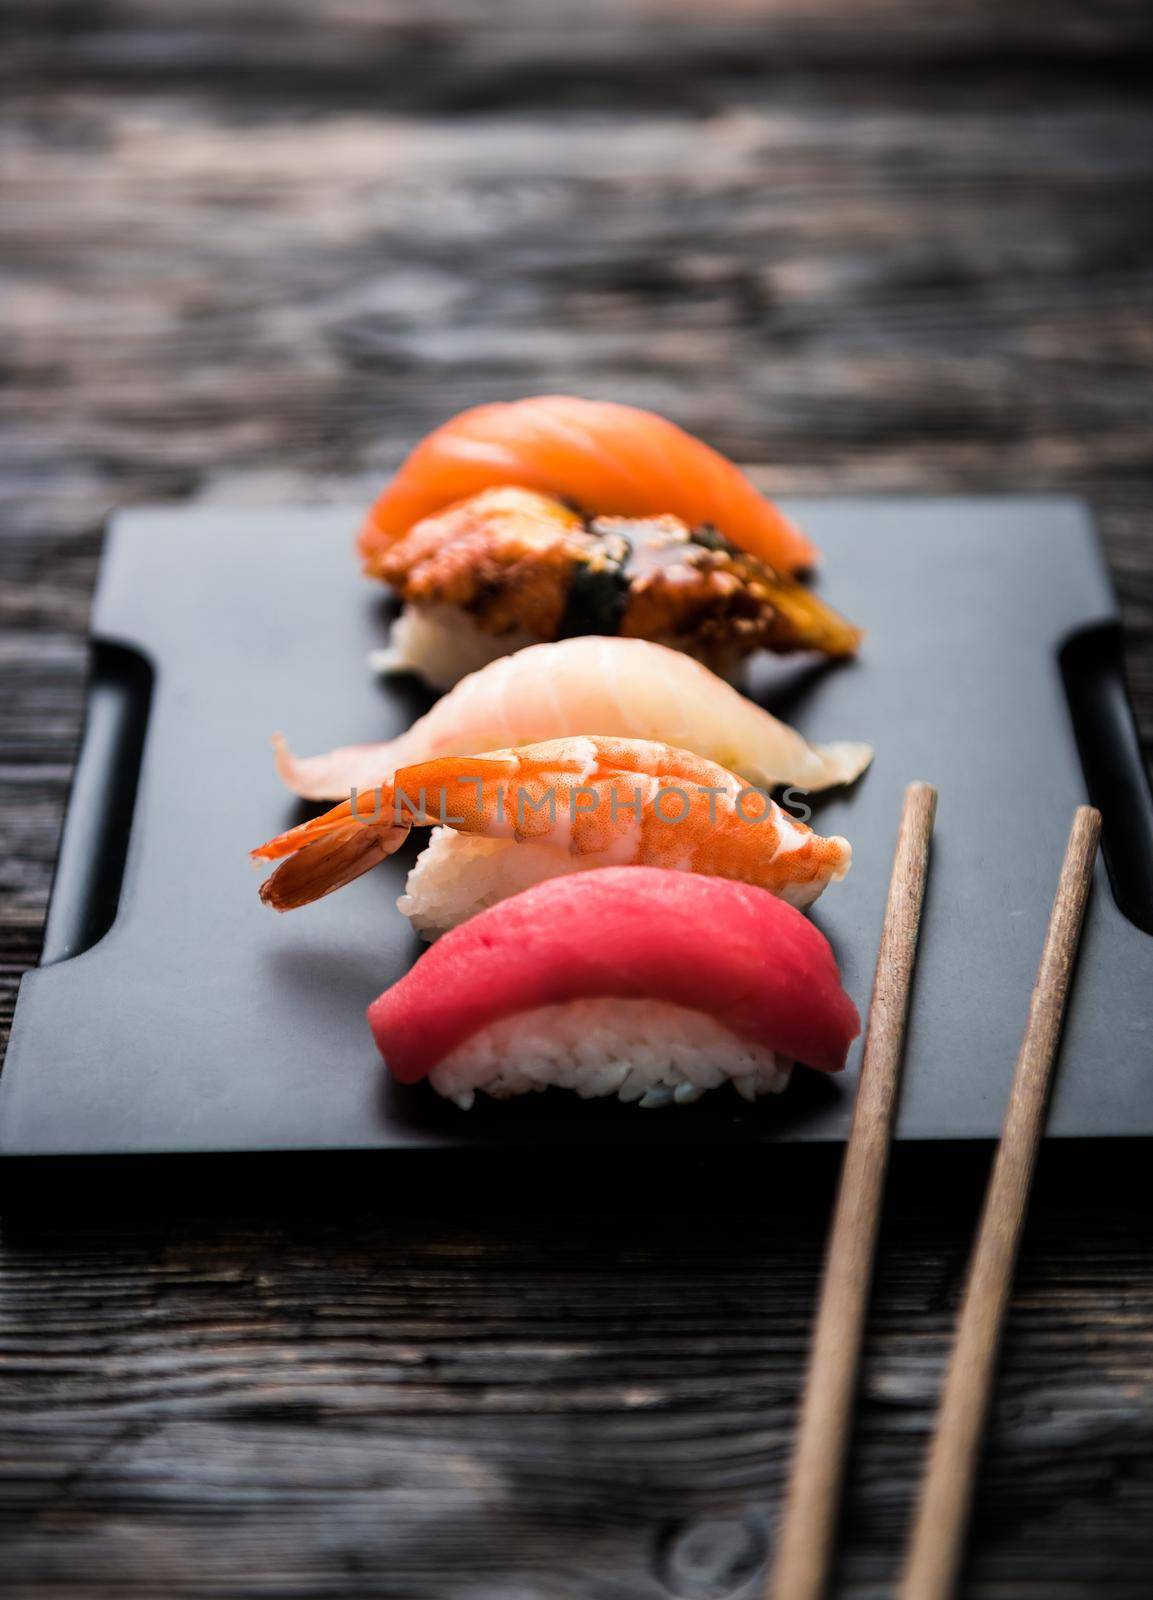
[3,3,1153,1595]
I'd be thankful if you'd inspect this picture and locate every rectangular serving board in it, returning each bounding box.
[2,498,1152,1159]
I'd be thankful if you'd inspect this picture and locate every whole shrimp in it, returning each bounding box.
[252,736,851,913]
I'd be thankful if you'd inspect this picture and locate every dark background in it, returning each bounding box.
[2,3,1153,1595]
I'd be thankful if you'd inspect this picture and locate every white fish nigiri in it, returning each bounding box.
[274,635,872,801]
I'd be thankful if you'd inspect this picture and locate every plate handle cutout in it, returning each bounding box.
[1060,623,1153,935]
[40,642,154,965]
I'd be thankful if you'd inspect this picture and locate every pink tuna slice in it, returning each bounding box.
[368,866,860,1083]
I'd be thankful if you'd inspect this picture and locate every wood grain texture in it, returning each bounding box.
[771,783,936,1600]
[2,3,1153,1595]
[900,807,1101,1600]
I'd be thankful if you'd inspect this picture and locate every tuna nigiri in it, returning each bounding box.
[360,395,818,576]
[252,734,853,932]
[369,867,861,1108]
[274,635,872,801]
[371,486,860,689]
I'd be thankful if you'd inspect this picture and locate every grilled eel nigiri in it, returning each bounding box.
[369,486,861,689]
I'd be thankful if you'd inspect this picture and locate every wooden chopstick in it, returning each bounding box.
[898,804,1101,1600]
[768,781,938,1600]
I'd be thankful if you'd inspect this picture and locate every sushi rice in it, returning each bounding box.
[399,829,593,939]
[371,605,538,693]
[428,996,791,1109]
[373,601,750,692]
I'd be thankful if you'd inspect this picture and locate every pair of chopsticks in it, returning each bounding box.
[768,785,1102,1600]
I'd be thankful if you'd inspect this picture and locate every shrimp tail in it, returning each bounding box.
[251,789,411,911]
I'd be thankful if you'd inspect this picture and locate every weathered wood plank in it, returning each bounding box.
[1,1199,1152,1597]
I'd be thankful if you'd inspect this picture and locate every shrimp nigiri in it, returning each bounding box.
[252,735,852,934]
[274,635,873,802]
[371,486,860,689]
[360,396,817,576]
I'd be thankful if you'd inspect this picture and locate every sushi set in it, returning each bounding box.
[2,397,1153,1159]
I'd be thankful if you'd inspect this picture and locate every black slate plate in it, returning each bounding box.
[2,498,1152,1159]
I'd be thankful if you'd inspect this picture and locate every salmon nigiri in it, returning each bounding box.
[273,635,872,802]
[360,396,818,576]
